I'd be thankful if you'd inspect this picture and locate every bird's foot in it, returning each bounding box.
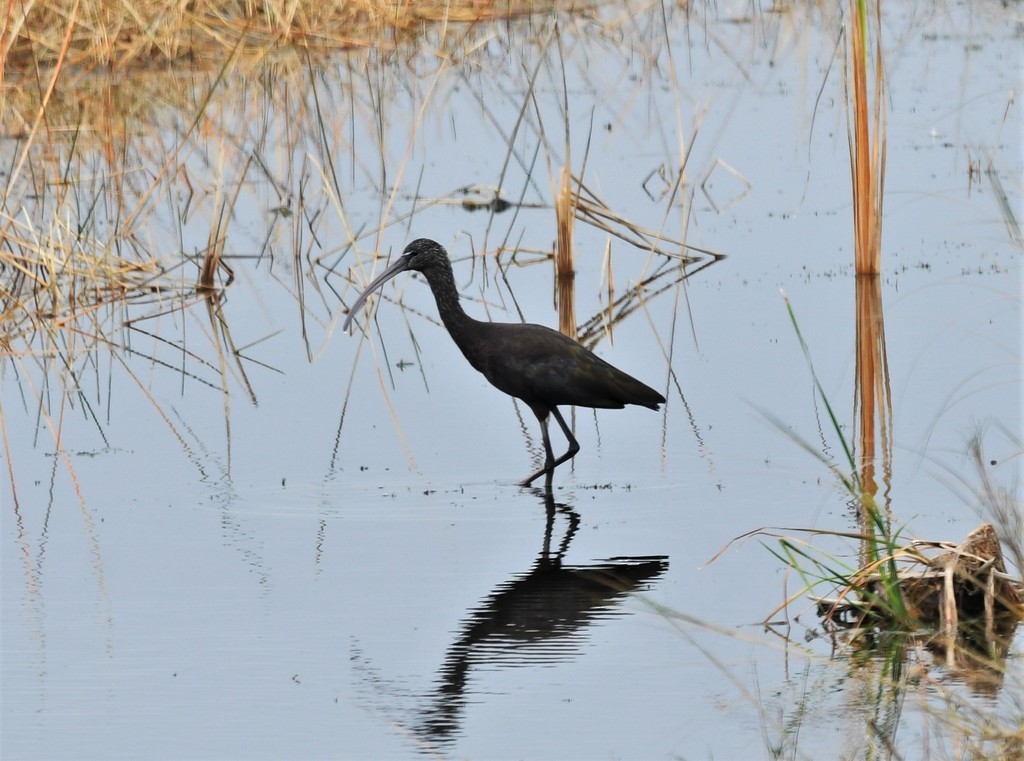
[519,466,553,488]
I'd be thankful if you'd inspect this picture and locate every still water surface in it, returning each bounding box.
[2,2,1021,759]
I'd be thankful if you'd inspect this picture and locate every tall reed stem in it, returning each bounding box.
[849,0,886,275]
[555,166,577,340]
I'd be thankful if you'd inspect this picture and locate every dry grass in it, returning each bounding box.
[0,206,168,355]
[1,0,570,165]
[2,0,560,75]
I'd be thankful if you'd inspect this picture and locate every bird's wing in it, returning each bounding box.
[474,323,660,410]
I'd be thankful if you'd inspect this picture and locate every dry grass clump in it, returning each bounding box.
[0,206,173,356]
[2,0,563,75]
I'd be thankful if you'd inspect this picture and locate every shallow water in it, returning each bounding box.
[2,2,1022,759]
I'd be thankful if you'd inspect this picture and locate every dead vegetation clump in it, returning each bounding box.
[2,0,567,75]
[0,209,171,356]
[817,523,1023,635]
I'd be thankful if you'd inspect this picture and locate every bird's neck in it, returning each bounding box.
[422,265,479,348]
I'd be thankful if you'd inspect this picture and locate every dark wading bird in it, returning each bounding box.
[343,239,666,486]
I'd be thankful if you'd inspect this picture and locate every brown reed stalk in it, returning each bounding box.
[848,1,892,566]
[554,165,576,340]
[848,0,886,275]
[199,163,247,292]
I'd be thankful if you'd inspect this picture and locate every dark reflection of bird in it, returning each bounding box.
[414,485,669,748]
[344,239,666,485]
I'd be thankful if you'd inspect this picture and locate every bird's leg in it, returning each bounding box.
[520,411,556,487]
[520,407,580,487]
[548,407,581,470]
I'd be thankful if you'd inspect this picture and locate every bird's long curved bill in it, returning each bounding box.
[342,256,411,333]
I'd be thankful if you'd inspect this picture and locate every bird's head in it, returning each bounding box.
[342,238,449,333]
[400,238,448,272]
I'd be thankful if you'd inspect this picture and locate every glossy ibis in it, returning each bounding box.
[343,239,665,485]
